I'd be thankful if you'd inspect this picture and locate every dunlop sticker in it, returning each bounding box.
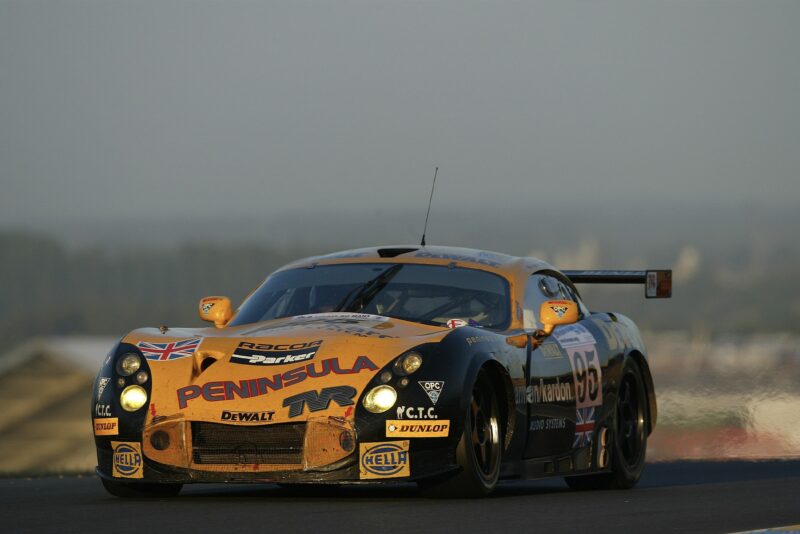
[386,420,450,438]
[93,417,119,436]
[112,441,143,479]
[359,441,410,480]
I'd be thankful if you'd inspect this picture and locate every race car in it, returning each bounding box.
[92,245,671,497]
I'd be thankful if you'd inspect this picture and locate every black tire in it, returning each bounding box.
[419,370,502,497]
[565,357,648,491]
[101,477,183,498]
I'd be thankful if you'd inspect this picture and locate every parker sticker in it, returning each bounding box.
[359,441,410,479]
[231,340,321,366]
[386,420,450,438]
[112,441,143,478]
[418,381,444,404]
[94,417,119,436]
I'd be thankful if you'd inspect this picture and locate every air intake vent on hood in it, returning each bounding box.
[377,247,418,258]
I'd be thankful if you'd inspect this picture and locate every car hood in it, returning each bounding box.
[121,313,451,424]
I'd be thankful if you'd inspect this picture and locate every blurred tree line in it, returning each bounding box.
[0,232,312,347]
[1,229,798,348]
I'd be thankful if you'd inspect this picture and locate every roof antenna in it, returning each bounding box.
[420,166,438,247]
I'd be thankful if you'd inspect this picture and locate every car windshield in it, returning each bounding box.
[229,263,510,329]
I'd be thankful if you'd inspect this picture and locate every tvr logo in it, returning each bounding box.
[282,386,357,417]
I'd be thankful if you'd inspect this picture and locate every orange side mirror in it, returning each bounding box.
[539,300,578,335]
[198,296,233,328]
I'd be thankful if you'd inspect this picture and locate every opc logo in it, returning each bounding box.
[360,442,408,477]
[418,381,444,404]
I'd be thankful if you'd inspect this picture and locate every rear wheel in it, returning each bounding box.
[565,358,648,491]
[419,370,501,497]
[101,477,183,498]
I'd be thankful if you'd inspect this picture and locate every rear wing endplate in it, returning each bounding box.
[562,270,672,298]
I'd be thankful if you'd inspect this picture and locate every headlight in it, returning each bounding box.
[394,352,423,376]
[362,385,397,413]
[116,353,141,377]
[120,385,148,412]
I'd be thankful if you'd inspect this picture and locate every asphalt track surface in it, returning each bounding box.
[2,461,799,534]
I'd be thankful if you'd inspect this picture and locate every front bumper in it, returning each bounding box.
[95,415,457,484]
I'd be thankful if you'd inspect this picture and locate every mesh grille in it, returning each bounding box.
[191,422,306,465]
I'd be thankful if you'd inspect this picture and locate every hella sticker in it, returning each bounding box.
[359,441,410,479]
[112,441,143,478]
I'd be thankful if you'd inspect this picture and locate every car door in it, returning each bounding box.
[523,273,606,459]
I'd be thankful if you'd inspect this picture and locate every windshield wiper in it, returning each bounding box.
[334,264,404,313]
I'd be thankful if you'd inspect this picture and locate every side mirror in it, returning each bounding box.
[199,296,233,328]
[538,300,578,336]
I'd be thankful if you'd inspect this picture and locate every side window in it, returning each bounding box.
[523,274,587,330]
[523,274,557,330]
[557,281,590,317]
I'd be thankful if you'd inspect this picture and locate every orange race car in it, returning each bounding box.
[92,245,671,497]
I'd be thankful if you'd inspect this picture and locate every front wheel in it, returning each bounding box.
[565,357,648,490]
[101,477,183,498]
[419,370,502,497]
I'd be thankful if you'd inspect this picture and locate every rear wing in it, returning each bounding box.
[562,270,672,299]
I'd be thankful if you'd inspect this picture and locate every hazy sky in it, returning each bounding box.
[1,1,798,232]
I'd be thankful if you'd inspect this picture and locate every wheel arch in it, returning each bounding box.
[625,350,657,434]
[476,359,516,452]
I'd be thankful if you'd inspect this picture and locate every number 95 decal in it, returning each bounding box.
[570,348,602,408]
[555,324,603,409]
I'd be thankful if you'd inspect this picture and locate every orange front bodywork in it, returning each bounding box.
[123,315,451,473]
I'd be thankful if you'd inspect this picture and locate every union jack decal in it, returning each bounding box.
[573,407,595,448]
[138,338,202,361]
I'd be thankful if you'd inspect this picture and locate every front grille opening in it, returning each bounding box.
[192,422,306,465]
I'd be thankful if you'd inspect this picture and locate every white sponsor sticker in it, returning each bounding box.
[646,271,658,298]
[396,406,438,420]
[292,313,390,322]
[97,377,110,398]
[419,380,445,405]
[553,323,596,348]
